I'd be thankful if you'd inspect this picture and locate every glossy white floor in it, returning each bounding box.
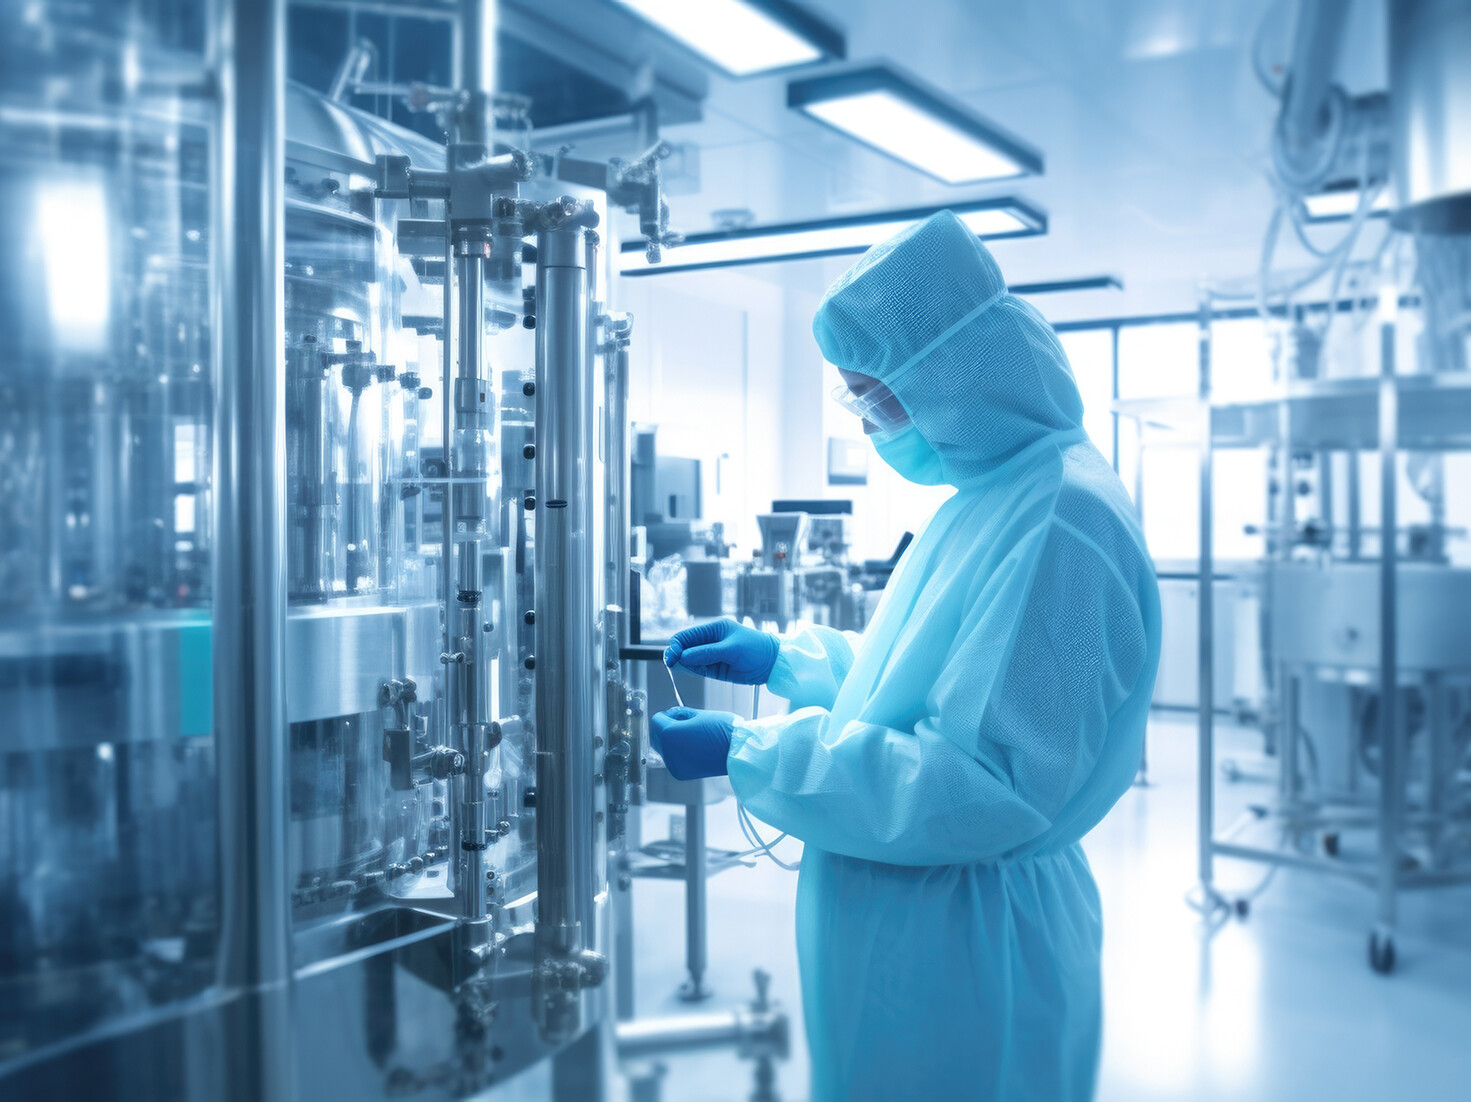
[607,716,1471,1102]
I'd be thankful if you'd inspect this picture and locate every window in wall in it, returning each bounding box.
[1215,449,1268,562]
[1139,445,1198,563]
[1118,321,1199,399]
[1058,327,1115,464]
[1210,317,1275,401]
[1117,414,1141,507]
[1132,444,1268,565]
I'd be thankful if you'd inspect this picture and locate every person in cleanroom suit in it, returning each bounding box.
[650,210,1161,1102]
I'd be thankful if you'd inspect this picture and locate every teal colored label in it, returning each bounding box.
[178,621,213,737]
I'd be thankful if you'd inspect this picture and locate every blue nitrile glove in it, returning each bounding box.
[650,707,738,780]
[663,619,780,685]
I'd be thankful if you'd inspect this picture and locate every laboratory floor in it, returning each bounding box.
[615,716,1471,1102]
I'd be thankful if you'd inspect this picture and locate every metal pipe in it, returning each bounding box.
[682,799,709,1000]
[440,198,457,808]
[452,241,493,922]
[327,39,374,103]
[535,499,574,944]
[615,1007,788,1060]
[614,817,639,1022]
[606,335,631,628]
[211,0,294,1097]
[458,0,499,145]
[1375,316,1400,943]
[1347,450,1362,559]
[1195,299,1216,900]
[603,319,637,829]
[533,210,602,1039]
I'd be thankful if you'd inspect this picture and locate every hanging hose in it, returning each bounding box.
[732,683,801,871]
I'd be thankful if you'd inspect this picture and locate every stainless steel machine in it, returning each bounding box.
[736,505,869,634]
[0,1,786,1098]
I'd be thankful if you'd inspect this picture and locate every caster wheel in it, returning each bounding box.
[1368,932,1396,975]
[1323,832,1340,858]
[1234,898,1250,918]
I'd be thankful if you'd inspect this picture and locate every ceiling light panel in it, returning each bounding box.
[622,200,1046,275]
[788,66,1042,185]
[612,0,844,78]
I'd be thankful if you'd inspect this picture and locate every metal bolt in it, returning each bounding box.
[523,443,536,459]
[524,655,535,670]
[524,494,536,510]
[522,380,535,397]
[524,610,535,625]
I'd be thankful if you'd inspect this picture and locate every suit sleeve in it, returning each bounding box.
[727,523,1150,866]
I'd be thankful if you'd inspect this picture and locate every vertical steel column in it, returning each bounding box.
[457,0,499,145]
[681,799,710,1001]
[606,336,632,633]
[451,240,494,923]
[1375,316,1400,954]
[584,232,609,906]
[449,0,502,931]
[1280,667,1300,803]
[533,209,601,1040]
[1196,298,1216,900]
[1347,451,1362,560]
[603,320,639,1022]
[614,816,639,1022]
[211,0,294,1097]
[603,318,638,826]
[1425,671,1446,863]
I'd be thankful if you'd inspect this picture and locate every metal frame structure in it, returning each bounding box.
[1117,291,1471,974]
[1,2,790,1098]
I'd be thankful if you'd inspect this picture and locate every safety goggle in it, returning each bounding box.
[830,379,910,432]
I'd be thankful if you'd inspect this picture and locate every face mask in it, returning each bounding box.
[871,423,947,485]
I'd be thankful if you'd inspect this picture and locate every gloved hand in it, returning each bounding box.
[650,707,738,781]
[664,619,780,684]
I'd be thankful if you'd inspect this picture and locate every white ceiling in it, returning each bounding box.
[603,0,1394,321]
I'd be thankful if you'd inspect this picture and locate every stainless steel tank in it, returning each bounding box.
[1390,0,1471,233]
[1270,561,1471,672]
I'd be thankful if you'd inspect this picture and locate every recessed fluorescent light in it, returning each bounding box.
[1011,276,1123,296]
[788,66,1042,185]
[611,0,844,78]
[621,199,1046,276]
[1302,185,1392,222]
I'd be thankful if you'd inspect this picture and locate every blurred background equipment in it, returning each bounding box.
[1115,0,1471,976]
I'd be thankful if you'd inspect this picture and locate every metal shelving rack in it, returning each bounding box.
[1116,300,1471,974]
